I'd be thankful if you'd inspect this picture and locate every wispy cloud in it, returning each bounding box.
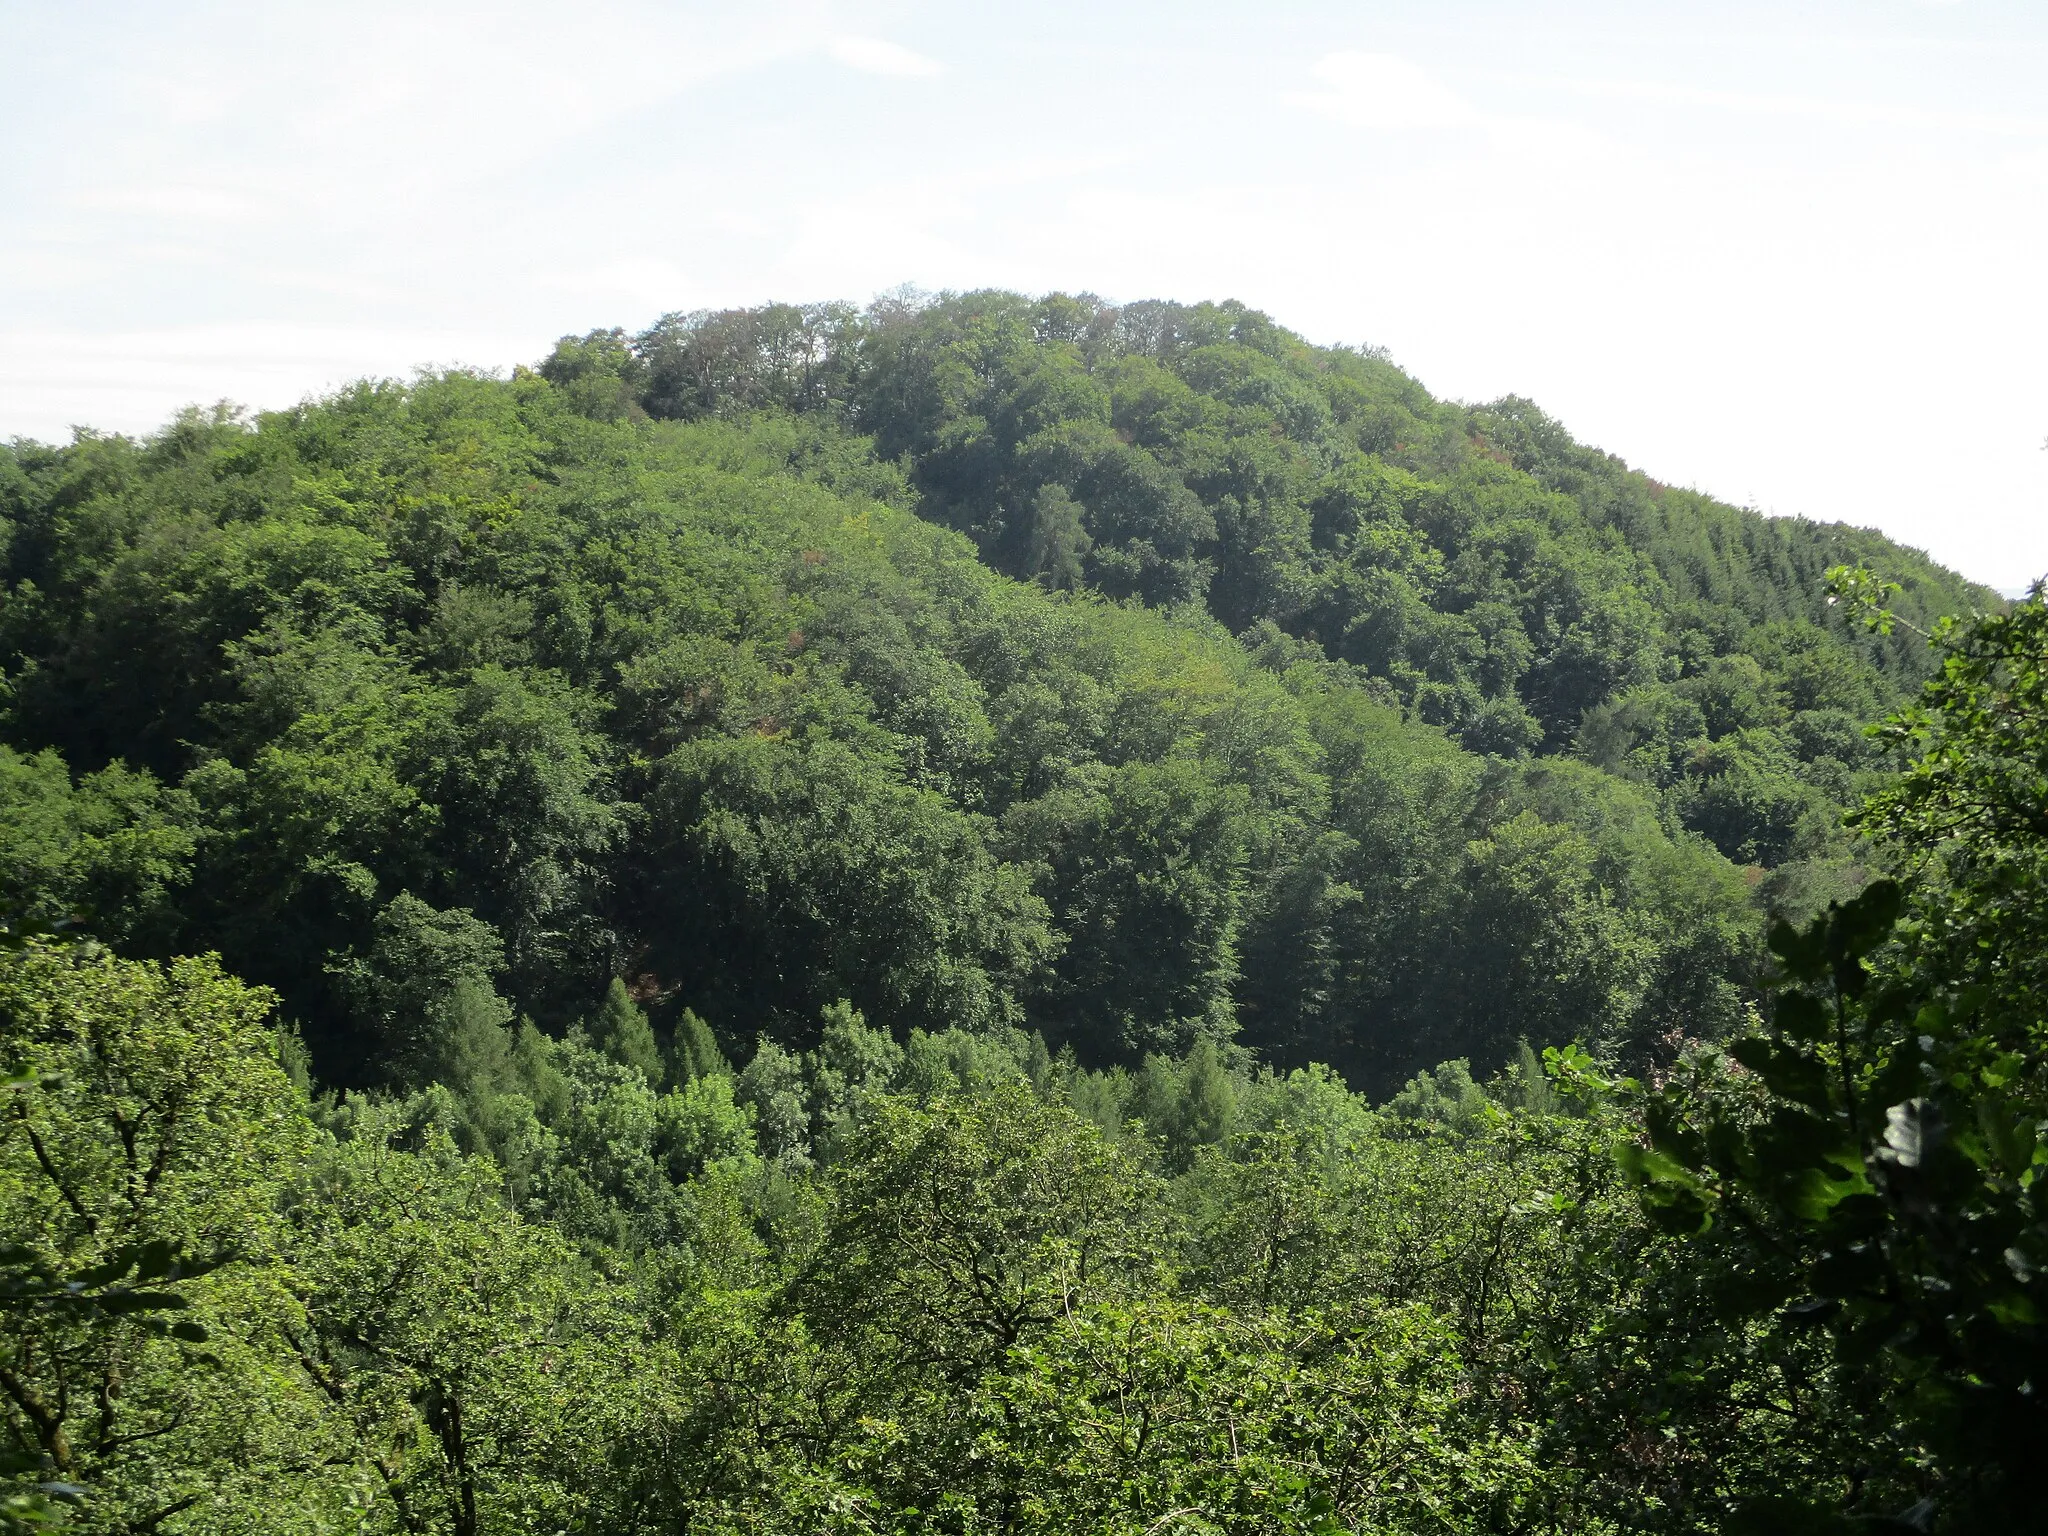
[827,37,943,79]
[1525,73,2048,136]
[70,183,276,221]
[1291,47,2048,152]
[1289,52,1478,130]
[1288,52,1616,169]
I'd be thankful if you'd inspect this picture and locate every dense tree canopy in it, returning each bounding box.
[0,292,1983,1095]
[0,288,2017,1533]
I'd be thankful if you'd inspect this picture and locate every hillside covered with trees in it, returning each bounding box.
[1,292,2034,1534]
[0,294,1988,1093]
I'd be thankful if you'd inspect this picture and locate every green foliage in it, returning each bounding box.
[0,749,195,952]
[0,946,336,1531]
[0,867,1995,1533]
[1384,1057,1493,1134]
[1581,590,2048,1532]
[623,292,1975,781]
[586,978,661,1087]
[667,1007,728,1085]
[0,292,2021,1533]
[328,893,507,1085]
[291,1124,653,1536]
[0,345,1857,1091]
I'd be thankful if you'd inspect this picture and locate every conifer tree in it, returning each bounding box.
[588,978,661,1087]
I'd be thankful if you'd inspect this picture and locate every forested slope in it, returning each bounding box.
[580,291,1981,763]
[0,294,1993,1096]
[3,291,2040,1536]
[570,291,1996,924]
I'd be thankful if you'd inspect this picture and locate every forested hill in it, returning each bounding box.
[552,292,1992,880]
[0,290,1990,1098]
[553,292,1985,742]
[8,293,2047,1535]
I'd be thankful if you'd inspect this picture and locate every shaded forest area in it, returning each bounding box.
[3,292,2039,1535]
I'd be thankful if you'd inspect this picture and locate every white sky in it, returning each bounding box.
[3,0,2044,590]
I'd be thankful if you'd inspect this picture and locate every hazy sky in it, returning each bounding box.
[3,0,2044,588]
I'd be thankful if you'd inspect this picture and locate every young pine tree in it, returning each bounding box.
[589,978,662,1087]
